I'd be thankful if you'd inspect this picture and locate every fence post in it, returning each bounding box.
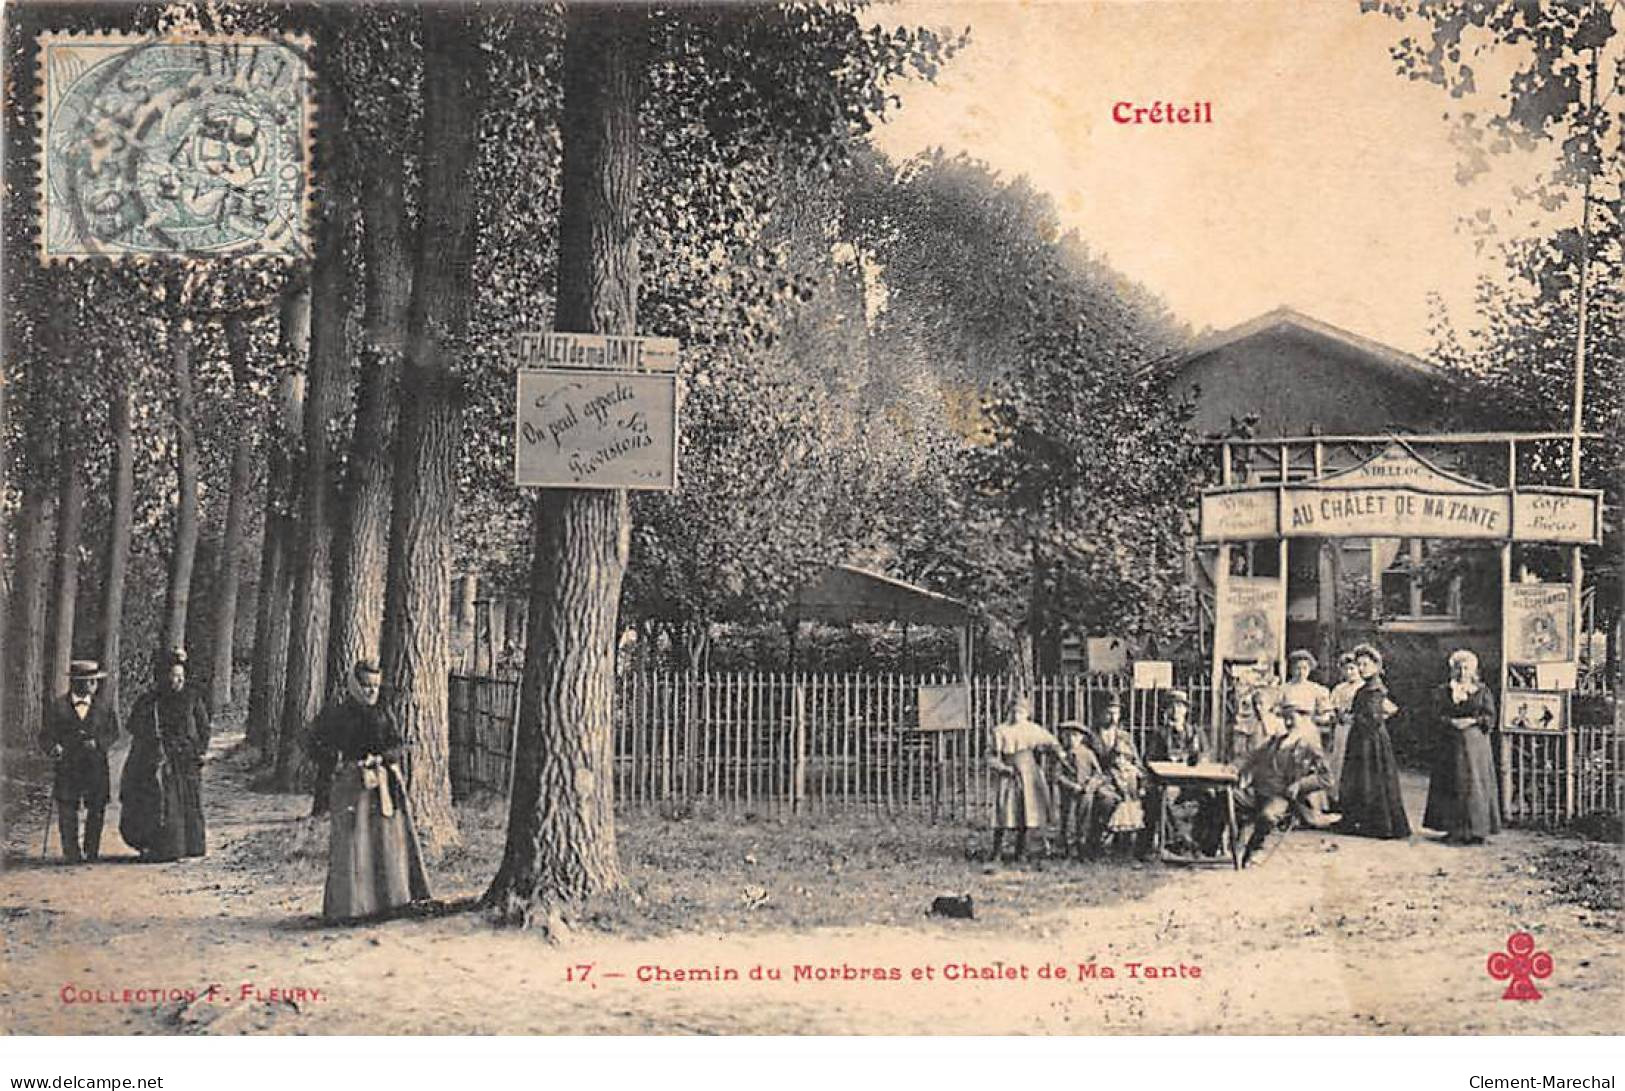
[505,675,521,800]
[792,677,807,814]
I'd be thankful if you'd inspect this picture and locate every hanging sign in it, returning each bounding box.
[1504,584,1573,665]
[514,331,681,491]
[1200,488,1278,540]
[1511,491,1602,545]
[1216,576,1283,661]
[515,370,678,490]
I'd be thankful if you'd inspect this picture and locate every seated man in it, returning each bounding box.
[1142,689,1209,856]
[1054,721,1110,859]
[1230,730,1341,867]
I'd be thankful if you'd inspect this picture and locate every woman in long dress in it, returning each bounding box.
[120,649,211,862]
[988,695,1059,862]
[1422,649,1502,844]
[1335,643,1412,839]
[308,660,431,921]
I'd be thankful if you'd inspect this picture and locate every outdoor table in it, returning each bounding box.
[1146,760,1242,870]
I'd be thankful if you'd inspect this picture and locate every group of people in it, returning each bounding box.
[41,650,210,866]
[985,642,1503,866]
[39,651,430,923]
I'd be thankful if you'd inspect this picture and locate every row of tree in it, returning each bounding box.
[3,2,1204,922]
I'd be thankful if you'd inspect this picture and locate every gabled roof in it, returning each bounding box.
[1153,306,1450,386]
[792,564,972,628]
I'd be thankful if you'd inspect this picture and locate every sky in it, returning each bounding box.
[869,0,1564,355]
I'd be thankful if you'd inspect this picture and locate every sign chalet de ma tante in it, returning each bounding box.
[1199,442,1601,545]
[514,332,680,491]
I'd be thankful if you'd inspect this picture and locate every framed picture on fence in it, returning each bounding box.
[1501,689,1567,734]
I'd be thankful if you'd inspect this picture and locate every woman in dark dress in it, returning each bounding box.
[120,649,211,861]
[1335,643,1412,839]
[307,660,431,921]
[1422,649,1502,844]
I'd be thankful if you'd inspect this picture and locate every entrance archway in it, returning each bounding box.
[1197,433,1606,825]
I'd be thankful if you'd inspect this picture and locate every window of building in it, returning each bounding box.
[1377,538,1462,622]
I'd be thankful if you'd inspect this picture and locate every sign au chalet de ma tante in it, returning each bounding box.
[1199,442,1601,545]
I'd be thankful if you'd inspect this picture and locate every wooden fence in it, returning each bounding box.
[450,671,1215,820]
[450,669,1620,826]
[1500,675,1622,828]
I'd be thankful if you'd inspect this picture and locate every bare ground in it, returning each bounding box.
[1,730,1620,1036]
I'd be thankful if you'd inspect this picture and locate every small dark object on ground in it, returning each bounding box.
[929,894,974,919]
[1567,811,1623,844]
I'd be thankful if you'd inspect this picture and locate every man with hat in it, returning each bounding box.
[39,660,120,863]
[1145,688,1202,765]
[121,647,212,861]
[1230,728,1341,866]
[1142,688,1208,856]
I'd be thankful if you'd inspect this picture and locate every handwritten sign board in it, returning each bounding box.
[917,685,969,732]
[516,331,680,372]
[1505,584,1572,665]
[515,371,678,490]
[1512,490,1601,545]
[1200,488,1277,541]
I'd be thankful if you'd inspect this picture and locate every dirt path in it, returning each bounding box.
[2,734,1620,1035]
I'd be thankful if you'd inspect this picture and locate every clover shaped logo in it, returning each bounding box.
[1487,932,1552,1001]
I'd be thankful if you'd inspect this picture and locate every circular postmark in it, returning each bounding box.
[41,34,313,261]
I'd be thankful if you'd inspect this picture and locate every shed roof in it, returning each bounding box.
[791,565,972,628]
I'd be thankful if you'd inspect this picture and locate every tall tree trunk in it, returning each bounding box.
[486,4,646,926]
[6,489,54,745]
[327,147,411,692]
[379,7,486,856]
[98,379,135,720]
[275,176,356,791]
[248,289,309,758]
[0,348,9,669]
[208,317,255,713]
[162,320,201,655]
[46,420,87,702]
[7,328,59,745]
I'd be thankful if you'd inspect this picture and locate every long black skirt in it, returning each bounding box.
[119,741,206,861]
[1423,727,1502,840]
[1336,722,1412,839]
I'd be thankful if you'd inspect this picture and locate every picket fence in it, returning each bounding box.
[448,671,1215,821]
[448,669,1620,827]
[1500,674,1622,828]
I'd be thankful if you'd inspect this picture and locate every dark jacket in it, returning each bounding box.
[40,695,120,803]
[1145,720,1204,766]
[308,698,405,766]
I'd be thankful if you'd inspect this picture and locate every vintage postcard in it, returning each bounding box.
[1,0,1620,1053]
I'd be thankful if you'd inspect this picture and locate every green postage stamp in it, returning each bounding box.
[37,33,314,262]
